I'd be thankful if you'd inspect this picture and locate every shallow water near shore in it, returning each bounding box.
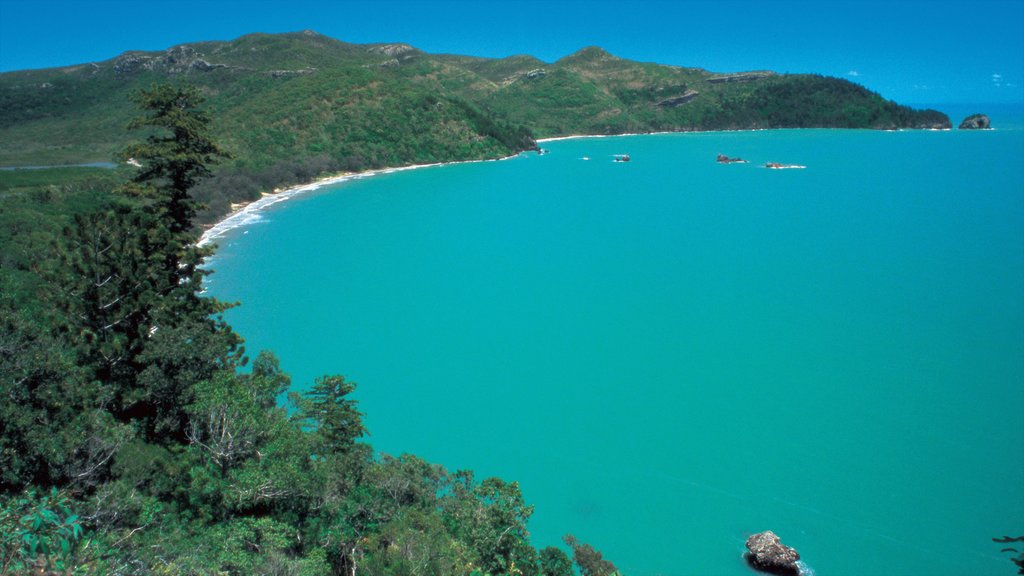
[206,120,1024,575]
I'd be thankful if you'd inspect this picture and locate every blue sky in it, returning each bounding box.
[1,0,1022,104]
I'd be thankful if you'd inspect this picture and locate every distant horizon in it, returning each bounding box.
[1,0,1023,105]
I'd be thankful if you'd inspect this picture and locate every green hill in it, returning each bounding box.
[0,30,950,221]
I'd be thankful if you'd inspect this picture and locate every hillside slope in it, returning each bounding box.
[0,30,950,220]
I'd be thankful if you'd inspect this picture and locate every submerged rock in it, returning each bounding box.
[959,114,991,130]
[745,530,801,575]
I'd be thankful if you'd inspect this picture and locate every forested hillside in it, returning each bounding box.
[1,30,949,223]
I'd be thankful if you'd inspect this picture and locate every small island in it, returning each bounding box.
[959,113,992,129]
[746,531,802,575]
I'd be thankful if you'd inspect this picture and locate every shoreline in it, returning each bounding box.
[200,124,959,248]
[536,131,674,143]
[535,125,954,143]
[197,154,519,248]
[535,128,816,143]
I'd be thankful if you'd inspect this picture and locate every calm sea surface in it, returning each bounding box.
[206,115,1024,575]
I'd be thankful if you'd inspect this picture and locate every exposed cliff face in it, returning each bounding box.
[657,90,699,107]
[959,113,991,129]
[707,71,775,83]
[112,46,229,76]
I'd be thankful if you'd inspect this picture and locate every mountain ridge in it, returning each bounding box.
[0,30,951,221]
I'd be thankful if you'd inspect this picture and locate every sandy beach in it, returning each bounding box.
[198,127,824,248]
[535,131,673,143]
[197,155,522,248]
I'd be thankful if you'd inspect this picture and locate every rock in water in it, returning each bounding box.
[959,114,991,130]
[745,530,801,575]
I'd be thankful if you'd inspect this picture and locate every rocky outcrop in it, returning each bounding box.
[959,114,991,130]
[113,46,229,76]
[266,68,317,78]
[745,531,800,575]
[707,71,775,84]
[364,44,419,68]
[113,52,156,75]
[368,43,417,57]
[657,90,699,107]
[163,45,201,73]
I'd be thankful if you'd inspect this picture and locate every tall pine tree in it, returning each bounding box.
[122,83,227,236]
[44,83,241,443]
[119,83,241,441]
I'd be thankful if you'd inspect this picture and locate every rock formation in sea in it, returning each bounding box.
[959,114,991,130]
[745,530,801,575]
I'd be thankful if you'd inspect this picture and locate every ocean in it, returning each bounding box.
[205,111,1024,575]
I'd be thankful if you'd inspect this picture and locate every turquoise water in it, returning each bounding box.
[206,121,1024,575]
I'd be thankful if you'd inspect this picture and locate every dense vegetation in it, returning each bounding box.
[1,31,949,225]
[0,85,618,575]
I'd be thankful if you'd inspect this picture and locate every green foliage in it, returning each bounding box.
[360,509,472,576]
[205,516,323,574]
[0,290,134,490]
[0,299,77,488]
[38,197,240,443]
[184,353,303,519]
[708,74,949,130]
[351,454,448,531]
[134,311,242,439]
[539,546,574,576]
[122,83,228,234]
[47,207,160,387]
[0,166,122,194]
[112,83,240,440]
[291,374,366,457]
[564,534,620,576]
[0,488,88,574]
[0,167,121,309]
[443,474,539,576]
[186,363,286,476]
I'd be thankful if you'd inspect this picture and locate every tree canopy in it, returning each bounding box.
[0,82,616,575]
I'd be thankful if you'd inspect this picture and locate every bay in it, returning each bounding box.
[206,120,1024,575]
